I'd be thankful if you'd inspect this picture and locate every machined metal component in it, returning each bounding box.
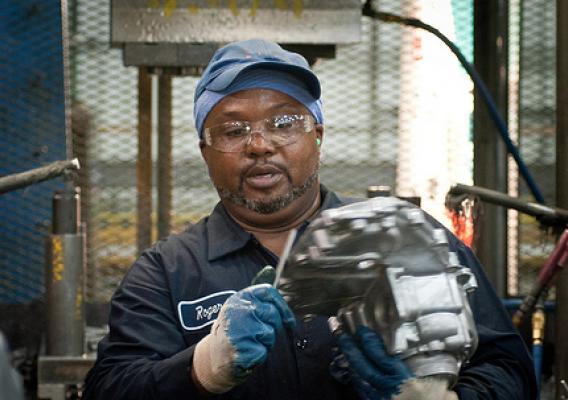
[279,197,478,384]
[45,186,86,357]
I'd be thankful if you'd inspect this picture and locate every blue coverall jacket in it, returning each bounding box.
[83,185,537,400]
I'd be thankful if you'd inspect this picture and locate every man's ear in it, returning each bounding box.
[315,124,324,145]
[199,139,208,161]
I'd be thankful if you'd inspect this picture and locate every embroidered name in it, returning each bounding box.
[178,290,236,331]
[195,303,223,321]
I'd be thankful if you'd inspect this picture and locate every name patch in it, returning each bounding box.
[178,290,236,331]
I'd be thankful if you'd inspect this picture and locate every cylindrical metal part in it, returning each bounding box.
[532,308,545,346]
[448,183,568,226]
[52,185,80,234]
[0,158,79,195]
[532,306,546,394]
[45,233,85,356]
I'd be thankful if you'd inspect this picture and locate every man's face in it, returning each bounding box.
[200,88,323,219]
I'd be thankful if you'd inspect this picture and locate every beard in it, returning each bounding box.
[216,162,319,214]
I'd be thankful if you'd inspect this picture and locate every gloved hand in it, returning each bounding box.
[334,326,457,400]
[193,283,296,394]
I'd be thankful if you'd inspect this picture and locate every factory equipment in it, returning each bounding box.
[0,159,93,399]
[446,183,568,395]
[446,183,568,326]
[111,0,362,70]
[38,182,94,400]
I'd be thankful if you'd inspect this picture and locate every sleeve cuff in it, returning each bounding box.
[151,345,201,397]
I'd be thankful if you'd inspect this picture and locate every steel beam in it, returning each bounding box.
[110,0,361,45]
[136,68,153,254]
[157,74,172,240]
[473,0,509,296]
[555,0,568,398]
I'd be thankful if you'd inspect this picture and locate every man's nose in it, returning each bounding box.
[245,129,276,153]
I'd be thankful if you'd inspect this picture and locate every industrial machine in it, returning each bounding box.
[111,0,362,70]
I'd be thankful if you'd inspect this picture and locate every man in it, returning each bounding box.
[83,39,536,399]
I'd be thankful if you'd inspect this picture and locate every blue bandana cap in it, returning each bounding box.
[194,39,323,138]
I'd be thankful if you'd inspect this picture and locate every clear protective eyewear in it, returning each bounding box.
[204,114,315,153]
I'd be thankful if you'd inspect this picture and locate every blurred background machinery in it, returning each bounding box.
[0,0,566,398]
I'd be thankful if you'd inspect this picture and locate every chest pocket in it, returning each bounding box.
[177,290,236,332]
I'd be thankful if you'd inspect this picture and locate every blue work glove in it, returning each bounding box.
[335,325,412,399]
[193,284,296,394]
[334,326,457,400]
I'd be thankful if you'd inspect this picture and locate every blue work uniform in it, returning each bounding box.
[83,186,536,400]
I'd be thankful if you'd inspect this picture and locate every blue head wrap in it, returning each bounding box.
[193,39,323,138]
[194,69,323,138]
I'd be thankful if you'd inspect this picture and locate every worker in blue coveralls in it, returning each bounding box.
[83,39,537,400]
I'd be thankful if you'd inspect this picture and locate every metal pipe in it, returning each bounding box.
[0,158,79,195]
[555,0,568,397]
[137,67,153,254]
[45,186,85,356]
[52,184,81,235]
[446,183,568,227]
[157,74,172,240]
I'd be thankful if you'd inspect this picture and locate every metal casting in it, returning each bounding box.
[279,197,478,384]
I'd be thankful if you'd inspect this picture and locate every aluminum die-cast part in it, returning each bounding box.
[279,197,478,384]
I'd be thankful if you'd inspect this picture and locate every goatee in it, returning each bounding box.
[216,165,319,214]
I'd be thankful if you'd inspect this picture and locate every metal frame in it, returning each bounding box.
[473,0,509,297]
[555,0,568,397]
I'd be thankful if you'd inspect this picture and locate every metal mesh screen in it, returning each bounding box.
[70,1,138,302]
[3,0,555,306]
[372,0,474,227]
[515,0,557,296]
[0,1,68,304]
[69,0,476,304]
